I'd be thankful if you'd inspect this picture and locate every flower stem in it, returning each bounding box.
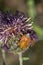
[18,52,23,65]
[2,49,6,65]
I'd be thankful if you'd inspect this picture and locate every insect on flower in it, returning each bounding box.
[0,10,38,52]
[18,35,31,49]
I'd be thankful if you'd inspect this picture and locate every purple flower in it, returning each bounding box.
[27,30,38,41]
[0,10,38,51]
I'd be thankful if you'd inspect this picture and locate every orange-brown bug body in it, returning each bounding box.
[18,35,31,49]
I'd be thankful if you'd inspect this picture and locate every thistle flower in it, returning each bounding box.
[0,11,38,53]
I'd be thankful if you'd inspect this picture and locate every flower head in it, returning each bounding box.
[0,11,38,53]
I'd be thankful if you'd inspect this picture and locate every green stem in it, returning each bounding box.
[2,49,6,65]
[33,24,43,40]
[27,0,36,20]
[18,52,23,65]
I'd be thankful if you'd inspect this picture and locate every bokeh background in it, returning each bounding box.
[0,0,43,65]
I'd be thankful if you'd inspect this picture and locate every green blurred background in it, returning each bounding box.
[0,0,43,65]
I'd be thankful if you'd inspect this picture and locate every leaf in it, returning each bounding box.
[22,57,30,61]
